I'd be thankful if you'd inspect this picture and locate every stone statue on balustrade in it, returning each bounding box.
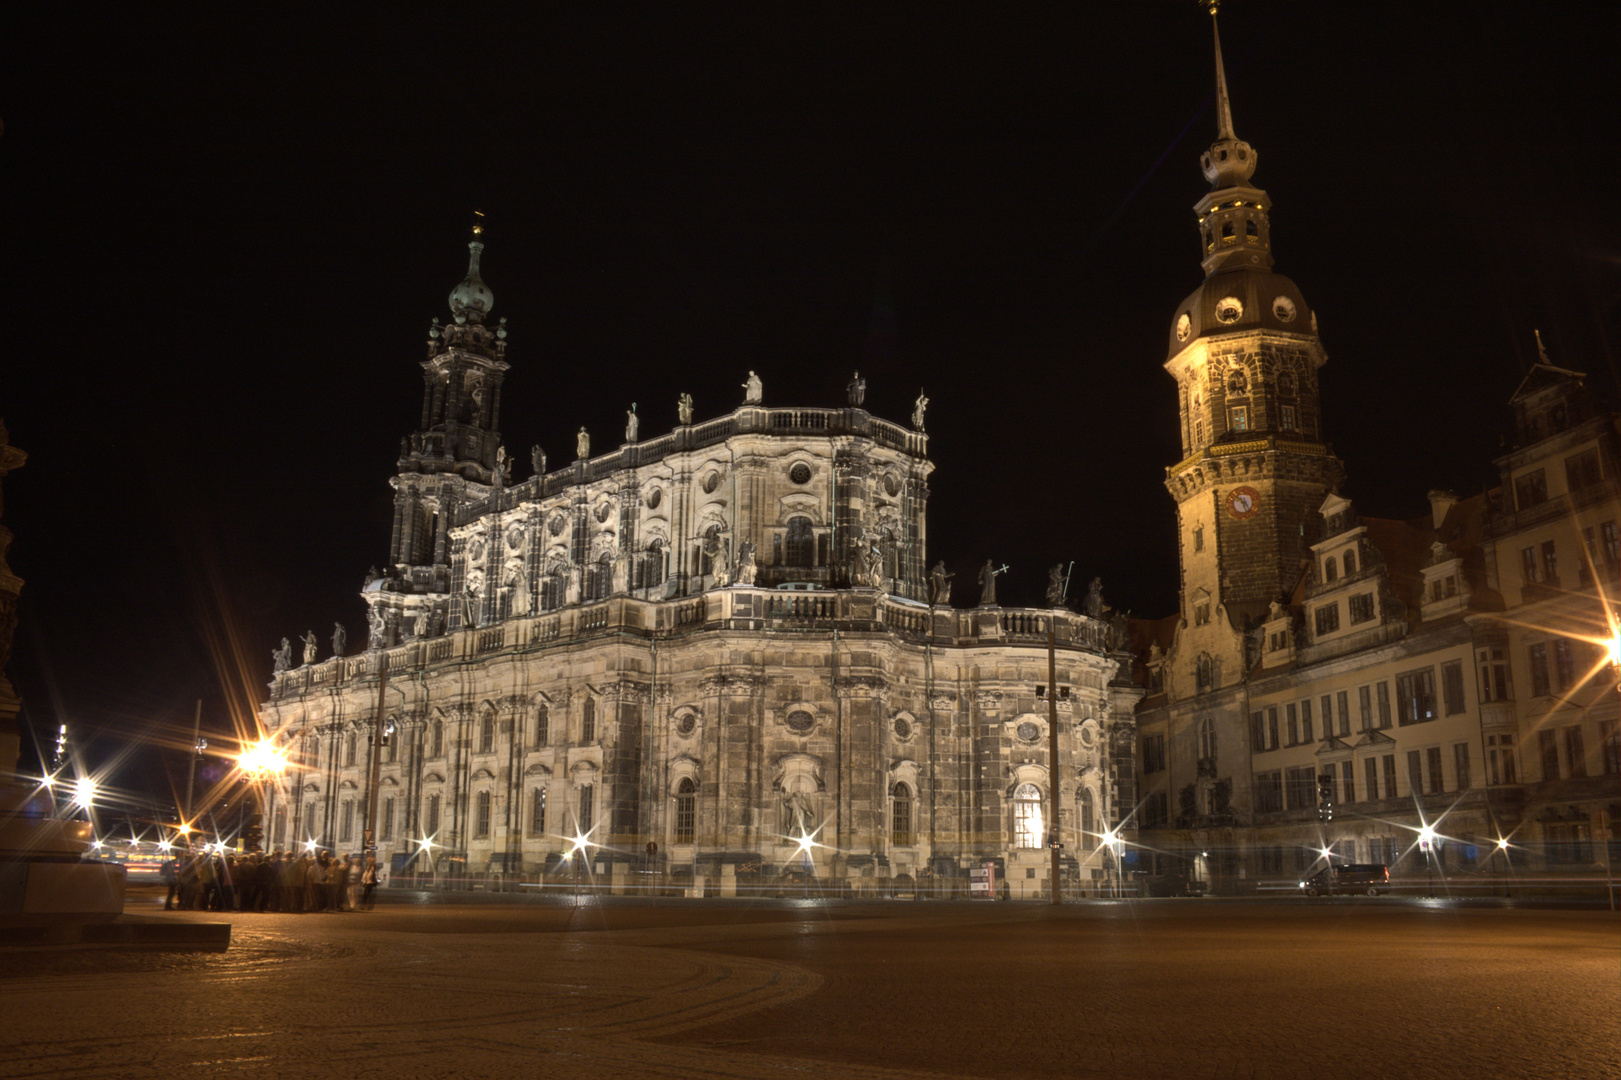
[678,392,694,426]
[625,404,639,443]
[912,389,928,430]
[742,370,763,405]
[929,560,954,606]
[847,371,865,406]
[1083,576,1105,618]
[576,427,590,460]
[413,609,429,639]
[531,444,546,478]
[272,637,292,674]
[734,541,758,586]
[1046,564,1068,608]
[331,622,347,657]
[301,631,318,665]
[978,559,1005,607]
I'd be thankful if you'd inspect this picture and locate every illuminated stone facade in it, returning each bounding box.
[258,241,1142,898]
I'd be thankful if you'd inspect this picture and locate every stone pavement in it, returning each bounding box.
[1,893,1616,1079]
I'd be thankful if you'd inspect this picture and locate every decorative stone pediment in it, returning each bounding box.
[523,762,553,777]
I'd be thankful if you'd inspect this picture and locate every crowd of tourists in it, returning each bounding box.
[161,849,379,913]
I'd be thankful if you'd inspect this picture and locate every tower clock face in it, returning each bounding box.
[1226,486,1260,520]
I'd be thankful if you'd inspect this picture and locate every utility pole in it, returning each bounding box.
[184,699,202,831]
[363,652,388,859]
[1047,614,1061,905]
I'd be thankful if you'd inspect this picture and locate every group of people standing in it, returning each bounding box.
[162,849,379,913]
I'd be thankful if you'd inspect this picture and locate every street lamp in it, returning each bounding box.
[236,738,290,853]
[1101,828,1123,898]
[567,831,595,905]
[1418,825,1437,897]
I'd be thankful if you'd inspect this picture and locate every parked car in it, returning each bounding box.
[1146,872,1209,897]
[1299,864,1390,896]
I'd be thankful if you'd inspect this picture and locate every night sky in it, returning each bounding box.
[2,5,1615,804]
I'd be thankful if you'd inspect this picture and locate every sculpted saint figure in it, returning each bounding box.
[678,392,694,425]
[1046,564,1067,608]
[977,559,1000,607]
[272,638,292,673]
[331,622,347,657]
[413,609,429,639]
[625,405,639,443]
[734,541,758,586]
[929,560,954,606]
[847,371,866,406]
[301,631,318,665]
[576,427,590,460]
[912,389,928,430]
[742,370,763,405]
[531,444,546,478]
[1084,576,1105,619]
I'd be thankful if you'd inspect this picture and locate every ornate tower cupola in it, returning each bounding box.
[1161,5,1343,647]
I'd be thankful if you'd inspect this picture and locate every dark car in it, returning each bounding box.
[1299,863,1390,897]
[1146,872,1209,898]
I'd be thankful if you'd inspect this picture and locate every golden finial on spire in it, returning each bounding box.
[472,208,485,238]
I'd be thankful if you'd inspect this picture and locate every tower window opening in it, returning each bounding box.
[1245,219,1258,241]
[1221,222,1236,245]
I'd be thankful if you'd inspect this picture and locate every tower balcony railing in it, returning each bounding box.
[266,588,1120,702]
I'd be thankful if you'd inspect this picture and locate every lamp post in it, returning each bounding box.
[1418,825,1437,898]
[236,739,290,854]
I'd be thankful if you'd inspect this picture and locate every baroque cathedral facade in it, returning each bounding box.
[258,232,1142,897]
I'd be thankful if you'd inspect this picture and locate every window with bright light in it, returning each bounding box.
[1013,783,1043,849]
[531,788,547,836]
[675,779,696,845]
[890,783,913,847]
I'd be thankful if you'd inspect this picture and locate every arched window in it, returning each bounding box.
[639,539,666,591]
[1277,371,1296,397]
[585,552,612,601]
[785,516,815,567]
[474,790,491,838]
[430,719,444,758]
[1245,218,1258,239]
[1221,221,1235,244]
[534,704,549,748]
[581,698,596,743]
[540,570,565,611]
[1013,783,1044,849]
[530,788,546,836]
[890,782,913,846]
[1343,550,1357,575]
[577,786,595,836]
[345,733,357,766]
[479,711,495,753]
[1198,717,1217,761]
[1324,557,1338,583]
[674,778,696,845]
[1079,788,1096,839]
[1197,655,1213,691]
[425,794,441,838]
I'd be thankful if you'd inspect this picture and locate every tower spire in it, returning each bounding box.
[449,211,494,324]
[1209,2,1235,141]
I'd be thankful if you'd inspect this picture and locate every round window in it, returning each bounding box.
[675,713,696,737]
[1017,721,1040,742]
[702,471,721,494]
[790,462,812,485]
[1215,297,1243,324]
[645,487,662,510]
[884,473,901,496]
[786,710,815,735]
[893,717,911,740]
[1079,722,1096,747]
[1272,296,1298,323]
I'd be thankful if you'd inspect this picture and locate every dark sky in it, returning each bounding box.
[2,5,1616,800]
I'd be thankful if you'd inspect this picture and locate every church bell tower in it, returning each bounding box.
[1163,6,1343,687]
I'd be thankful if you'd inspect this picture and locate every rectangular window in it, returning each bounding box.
[1376,682,1392,728]
[1529,643,1551,697]
[1336,690,1350,737]
[1341,760,1356,804]
[535,707,549,748]
[1553,639,1575,691]
[1383,754,1398,801]
[1406,750,1422,797]
[426,794,441,838]
[1565,726,1587,778]
[1255,771,1283,813]
[1230,406,1249,432]
[1541,540,1558,582]
[1143,734,1166,773]
[1602,720,1621,776]
[1281,404,1297,431]
[1320,695,1334,740]
[1194,602,1211,626]
[1453,743,1471,791]
[1427,747,1444,794]
[581,698,596,744]
[1251,712,1266,753]
[1286,766,1317,810]
[1521,546,1540,584]
[1564,447,1602,491]
[1396,668,1437,724]
[1286,703,1299,746]
[381,797,395,842]
[305,802,318,839]
[1358,686,1373,731]
[531,788,547,835]
[1539,730,1559,781]
[340,800,354,843]
[475,791,491,839]
[1193,526,1204,552]
[1441,661,1466,715]
[1301,699,1314,743]
[1477,647,1512,702]
[578,786,594,833]
[1365,757,1380,801]
[1604,521,1621,567]
[1315,604,1341,636]
[1514,468,1547,510]
[1267,707,1280,750]
[1348,593,1375,624]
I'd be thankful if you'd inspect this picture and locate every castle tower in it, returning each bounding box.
[1163,4,1343,683]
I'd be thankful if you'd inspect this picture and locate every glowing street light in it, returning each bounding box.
[70,776,97,808]
[1417,825,1438,897]
[236,739,290,779]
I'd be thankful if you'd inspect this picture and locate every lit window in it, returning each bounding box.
[675,779,696,845]
[1281,405,1297,430]
[531,788,546,836]
[1230,406,1249,432]
[1012,783,1043,849]
[890,783,913,847]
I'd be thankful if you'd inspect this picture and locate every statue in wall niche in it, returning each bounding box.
[367,605,385,646]
[783,791,813,839]
[625,404,639,443]
[272,637,292,674]
[413,609,429,639]
[742,370,763,405]
[711,537,733,588]
[977,559,1004,607]
[531,444,546,478]
[1148,641,1162,662]
[677,392,694,425]
[301,631,318,665]
[507,561,532,617]
[460,587,476,628]
[734,541,758,586]
[929,560,954,606]
[331,622,347,657]
[860,539,884,589]
[1083,576,1105,618]
[847,371,866,406]
[576,427,590,459]
[912,389,928,430]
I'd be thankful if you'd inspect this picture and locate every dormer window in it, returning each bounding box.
[1323,557,1338,584]
[1343,550,1357,575]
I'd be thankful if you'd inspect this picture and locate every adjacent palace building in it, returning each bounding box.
[259,11,1618,895]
